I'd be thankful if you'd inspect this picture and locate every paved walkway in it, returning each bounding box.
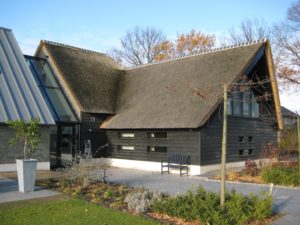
[105,167,300,225]
[0,175,59,204]
[1,169,299,224]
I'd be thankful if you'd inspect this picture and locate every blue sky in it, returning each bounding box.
[1,0,299,111]
[1,0,295,55]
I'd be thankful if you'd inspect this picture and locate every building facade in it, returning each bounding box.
[0,27,283,174]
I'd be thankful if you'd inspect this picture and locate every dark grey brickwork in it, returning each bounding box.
[0,126,51,163]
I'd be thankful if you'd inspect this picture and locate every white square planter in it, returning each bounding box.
[16,159,38,193]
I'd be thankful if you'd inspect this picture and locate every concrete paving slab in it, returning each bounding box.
[0,176,60,204]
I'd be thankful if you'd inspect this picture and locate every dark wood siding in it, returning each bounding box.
[80,112,109,155]
[106,130,201,165]
[201,109,277,165]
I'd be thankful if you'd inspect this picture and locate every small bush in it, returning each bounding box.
[242,160,259,176]
[227,171,239,181]
[261,166,300,186]
[279,127,298,151]
[151,187,272,225]
[125,190,163,214]
[62,159,109,188]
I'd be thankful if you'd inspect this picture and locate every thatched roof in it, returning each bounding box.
[103,42,266,129]
[36,40,282,129]
[36,41,123,114]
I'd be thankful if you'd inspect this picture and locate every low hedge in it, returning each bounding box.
[261,166,300,186]
[152,187,272,225]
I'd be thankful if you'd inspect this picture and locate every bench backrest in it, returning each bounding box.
[168,154,190,164]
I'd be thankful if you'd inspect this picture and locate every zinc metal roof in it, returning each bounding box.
[0,27,55,125]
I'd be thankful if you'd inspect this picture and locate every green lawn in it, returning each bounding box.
[0,197,162,225]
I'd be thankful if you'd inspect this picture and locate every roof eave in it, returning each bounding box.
[264,40,284,130]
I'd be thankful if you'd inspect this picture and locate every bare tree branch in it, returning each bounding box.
[227,18,272,45]
[108,26,166,66]
[288,1,300,31]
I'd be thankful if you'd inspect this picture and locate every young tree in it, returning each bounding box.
[154,30,215,61]
[108,26,167,66]
[8,118,41,159]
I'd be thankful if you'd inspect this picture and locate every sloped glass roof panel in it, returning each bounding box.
[25,56,78,123]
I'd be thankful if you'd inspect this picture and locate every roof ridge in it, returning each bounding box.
[125,39,268,70]
[41,40,106,57]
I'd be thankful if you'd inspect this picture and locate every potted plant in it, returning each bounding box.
[7,118,41,193]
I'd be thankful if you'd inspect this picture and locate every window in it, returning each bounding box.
[239,136,244,143]
[227,98,232,115]
[251,93,259,118]
[147,132,167,139]
[233,91,242,116]
[147,146,167,153]
[119,132,135,138]
[239,149,244,156]
[227,89,259,118]
[248,149,253,155]
[239,149,254,157]
[248,136,253,143]
[118,145,135,151]
[25,56,78,122]
[243,92,251,116]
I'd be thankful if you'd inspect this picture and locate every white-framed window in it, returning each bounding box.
[119,132,135,138]
[119,145,135,151]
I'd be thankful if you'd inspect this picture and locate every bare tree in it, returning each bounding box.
[108,26,167,66]
[273,0,300,86]
[227,18,272,45]
[288,0,300,31]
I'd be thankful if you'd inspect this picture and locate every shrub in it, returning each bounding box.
[242,160,259,176]
[151,187,272,225]
[62,159,109,188]
[227,171,239,181]
[260,142,281,162]
[125,190,163,214]
[261,166,300,186]
[279,127,298,151]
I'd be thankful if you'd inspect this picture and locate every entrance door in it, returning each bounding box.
[50,123,79,168]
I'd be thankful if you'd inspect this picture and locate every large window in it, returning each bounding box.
[25,56,78,122]
[227,89,259,118]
